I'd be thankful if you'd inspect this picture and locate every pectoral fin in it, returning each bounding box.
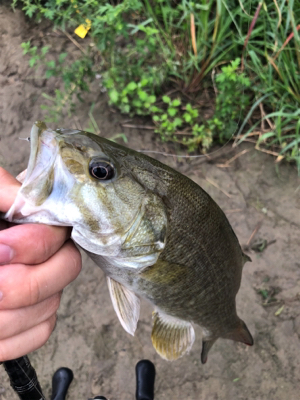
[151,311,195,361]
[107,277,140,336]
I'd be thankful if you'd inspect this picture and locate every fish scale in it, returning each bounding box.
[5,122,253,364]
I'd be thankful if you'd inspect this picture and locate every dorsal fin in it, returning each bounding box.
[151,311,195,361]
[107,277,140,336]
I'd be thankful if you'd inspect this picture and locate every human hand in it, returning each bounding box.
[0,167,82,361]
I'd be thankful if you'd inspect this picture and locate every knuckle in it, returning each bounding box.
[41,314,57,344]
[0,167,7,181]
[38,233,53,262]
[66,241,82,276]
[48,314,57,333]
[26,274,42,306]
[48,293,62,314]
[0,344,8,362]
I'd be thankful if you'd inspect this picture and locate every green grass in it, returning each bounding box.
[237,0,300,169]
[12,0,300,170]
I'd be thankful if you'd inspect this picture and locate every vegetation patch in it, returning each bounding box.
[12,0,300,169]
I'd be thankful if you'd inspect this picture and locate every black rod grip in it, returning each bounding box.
[50,367,73,400]
[3,356,45,400]
[135,360,155,400]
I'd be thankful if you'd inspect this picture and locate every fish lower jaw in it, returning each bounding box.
[5,193,26,222]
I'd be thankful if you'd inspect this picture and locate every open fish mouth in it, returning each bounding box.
[5,121,59,222]
[22,121,58,187]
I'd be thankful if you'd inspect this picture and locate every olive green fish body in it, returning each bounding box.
[5,123,253,363]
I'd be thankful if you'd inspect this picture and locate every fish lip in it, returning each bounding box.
[25,122,41,181]
[22,121,58,186]
[24,121,48,184]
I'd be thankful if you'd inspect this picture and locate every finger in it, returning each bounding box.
[0,168,20,211]
[0,314,57,362]
[0,240,82,309]
[0,223,72,265]
[0,292,62,340]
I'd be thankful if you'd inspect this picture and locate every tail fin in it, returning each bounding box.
[201,338,217,364]
[201,319,253,364]
[222,319,253,346]
[242,252,252,265]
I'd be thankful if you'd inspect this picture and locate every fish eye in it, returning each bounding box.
[89,160,115,181]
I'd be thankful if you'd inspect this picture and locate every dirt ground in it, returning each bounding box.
[1,4,300,400]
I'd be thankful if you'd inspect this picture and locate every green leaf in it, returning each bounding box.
[45,70,56,78]
[46,60,56,69]
[168,107,177,117]
[150,105,160,113]
[126,81,137,91]
[41,46,50,56]
[140,78,148,87]
[184,113,192,123]
[162,95,171,104]
[29,57,37,68]
[132,99,142,108]
[104,78,114,89]
[44,9,55,19]
[122,104,130,113]
[172,99,181,107]
[21,41,31,54]
[173,117,183,127]
[138,90,148,101]
[148,95,156,103]
[25,4,37,18]
[109,89,119,103]
[58,53,67,63]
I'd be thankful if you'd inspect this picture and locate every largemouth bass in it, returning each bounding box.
[5,122,253,363]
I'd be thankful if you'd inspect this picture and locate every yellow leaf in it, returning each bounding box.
[74,19,91,39]
[275,305,284,316]
[275,155,284,163]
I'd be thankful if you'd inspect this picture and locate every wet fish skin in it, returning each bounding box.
[5,123,253,363]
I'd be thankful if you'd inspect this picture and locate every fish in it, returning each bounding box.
[5,121,253,364]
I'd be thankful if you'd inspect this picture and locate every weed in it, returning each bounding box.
[106,78,157,116]
[12,0,300,167]
[21,41,95,122]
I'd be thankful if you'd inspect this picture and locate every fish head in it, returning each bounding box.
[6,122,168,267]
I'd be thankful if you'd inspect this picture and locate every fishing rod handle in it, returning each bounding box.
[135,360,155,400]
[3,355,45,400]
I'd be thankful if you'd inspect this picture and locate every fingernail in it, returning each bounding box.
[0,244,14,265]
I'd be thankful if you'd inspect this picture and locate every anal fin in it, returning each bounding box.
[151,311,195,361]
[107,277,140,336]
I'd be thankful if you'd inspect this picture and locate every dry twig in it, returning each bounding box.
[60,29,87,55]
[205,177,232,198]
[121,124,155,130]
[216,148,251,168]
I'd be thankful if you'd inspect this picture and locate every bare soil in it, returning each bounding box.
[1,5,300,400]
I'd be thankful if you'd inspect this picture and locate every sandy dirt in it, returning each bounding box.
[1,4,300,400]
